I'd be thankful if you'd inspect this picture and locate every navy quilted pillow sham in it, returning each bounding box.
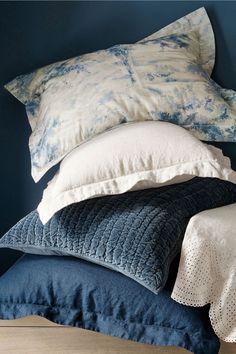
[0,254,220,354]
[1,177,236,294]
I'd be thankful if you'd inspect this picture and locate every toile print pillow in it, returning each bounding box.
[5,7,236,182]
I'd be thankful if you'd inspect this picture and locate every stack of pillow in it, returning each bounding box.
[1,7,236,354]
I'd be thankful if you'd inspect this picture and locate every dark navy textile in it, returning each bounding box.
[0,254,220,354]
[1,177,236,294]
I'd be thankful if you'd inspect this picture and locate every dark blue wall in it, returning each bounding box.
[0,1,236,271]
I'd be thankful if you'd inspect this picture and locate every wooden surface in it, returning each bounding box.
[0,316,235,354]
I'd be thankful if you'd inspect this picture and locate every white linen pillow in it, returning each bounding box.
[38,121,236,224]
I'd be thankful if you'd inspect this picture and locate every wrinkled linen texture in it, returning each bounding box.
[6,7,236,182]
[172,203,236,342]
[1,177,236,294]
[0,255,220,354]
[37,121,236,224]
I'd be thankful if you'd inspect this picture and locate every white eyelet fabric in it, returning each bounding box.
[171,203,236,342]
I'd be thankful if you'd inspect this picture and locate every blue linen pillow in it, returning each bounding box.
[1,177,236,294]
[0,254,220,354]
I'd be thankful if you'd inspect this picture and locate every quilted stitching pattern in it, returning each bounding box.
[1,177,236,294]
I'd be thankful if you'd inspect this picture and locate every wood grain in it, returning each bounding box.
[0,316,57,327]
[0,316,235,354]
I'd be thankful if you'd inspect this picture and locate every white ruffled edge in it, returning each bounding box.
[38,159,236,224]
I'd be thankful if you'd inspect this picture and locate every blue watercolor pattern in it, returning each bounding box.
[4,8,236,182]
[143,33,190,49]
[30,118,59,168]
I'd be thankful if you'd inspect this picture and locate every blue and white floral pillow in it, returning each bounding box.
[5,7,236,182]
